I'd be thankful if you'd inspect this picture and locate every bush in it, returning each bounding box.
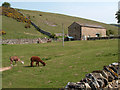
[39,14,42,16]
[50,33,58,39]
[2,2,11,7]
[50,33,55,38]
[2,7,31,24]
[109,30,114,35]
[0,30,6,35]
[25,24,31,28]
[106,30,114,36]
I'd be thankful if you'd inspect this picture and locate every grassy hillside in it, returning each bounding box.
[2,15,48,39]
[2,40,118,88]
[2,7,118,39]
[110,24,120,27]
[20,9,118,35]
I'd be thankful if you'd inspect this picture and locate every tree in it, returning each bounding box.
[106,30,114,36]
[2,2,11,7]
[50,33,58,39]
[115,9,120,23]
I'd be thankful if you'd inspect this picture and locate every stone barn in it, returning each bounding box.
[68,22,106,40]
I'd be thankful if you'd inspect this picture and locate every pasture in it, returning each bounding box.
[2,40,118,88]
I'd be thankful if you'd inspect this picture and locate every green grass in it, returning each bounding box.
[20,9,118,34]
[2,40,118,88]
[2,15,48,39]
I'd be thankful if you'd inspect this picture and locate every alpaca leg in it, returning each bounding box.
[36,62,38,66]
[10,61,13,67]
[15,61,17,66]
[32,62,34,67]
[30,62,32,67]
[38,62,39,66]
[31,61,34,67]
[36,62,39,66]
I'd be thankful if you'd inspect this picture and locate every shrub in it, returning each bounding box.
[25,24,31,28]
[39,14,42,16]
[106,30,114,36]
[2,7,31,24]
[109,30,114,35]
[2,2,11,7]
[50,33,58,39]
[0,30,6,35]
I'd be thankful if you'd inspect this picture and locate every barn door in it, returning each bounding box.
[96,33,100,37]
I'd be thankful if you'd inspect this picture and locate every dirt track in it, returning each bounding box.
[0,66,12,72]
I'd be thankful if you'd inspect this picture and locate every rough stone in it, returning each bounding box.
[65,62,119,89]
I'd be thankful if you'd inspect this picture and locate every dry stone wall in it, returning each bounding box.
[2,38,52,44]
[65,62,119,89]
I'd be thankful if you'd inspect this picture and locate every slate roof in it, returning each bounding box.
[74,22,105,29]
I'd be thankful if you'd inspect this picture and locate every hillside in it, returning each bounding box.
[20,9,118,35]
[2,7,118,39]
[110,24,120,27]
[2,15,48,39]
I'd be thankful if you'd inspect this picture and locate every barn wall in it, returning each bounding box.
[68,23,81,40]
[81,26,106,39]
[68,22,106,40]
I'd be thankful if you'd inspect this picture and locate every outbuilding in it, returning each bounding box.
[68,22,106,40]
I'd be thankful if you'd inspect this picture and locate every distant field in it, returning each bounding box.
[2,40,118,88]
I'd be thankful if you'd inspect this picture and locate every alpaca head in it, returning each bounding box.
[43,62,46,66]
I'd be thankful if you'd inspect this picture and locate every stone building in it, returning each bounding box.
[68,22,106,40]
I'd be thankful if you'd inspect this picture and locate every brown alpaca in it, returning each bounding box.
[10,56,24,66]
[30,56,46,67]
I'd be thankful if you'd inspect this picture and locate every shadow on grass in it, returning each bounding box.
[23,65,44,68]
[23,65,32,68]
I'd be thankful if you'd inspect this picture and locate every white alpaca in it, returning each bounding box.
[10,56,24,66]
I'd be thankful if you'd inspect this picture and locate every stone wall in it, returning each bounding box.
[68,22,106,40]
[68,22,81,40]
[87,36,120,40]
[2,38,52,44]
[31,22,51,37]
[65,62,119,89]
[81,26,106,38]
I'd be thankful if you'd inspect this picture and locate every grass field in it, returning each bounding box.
[2,40,118,88]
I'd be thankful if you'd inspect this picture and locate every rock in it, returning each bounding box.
[65,62,119,89]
